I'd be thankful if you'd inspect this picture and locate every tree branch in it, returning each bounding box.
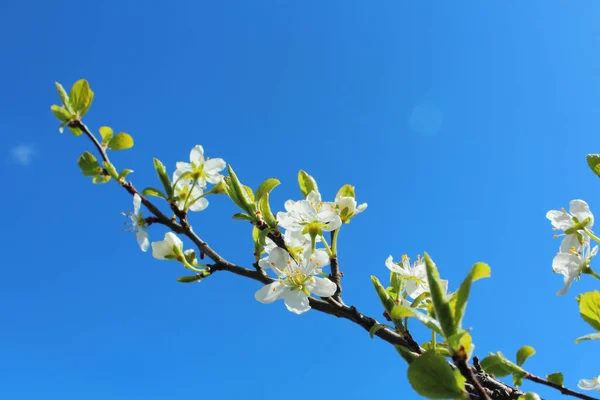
[525,373,599,400]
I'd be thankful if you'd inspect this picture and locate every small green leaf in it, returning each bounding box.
[518,393,542,400]
[369,324,387,339]
[99,126,114,144]
[390,271,407,297]
[103,161,119,180]
[407,351,466,399]
[243,185,255,203]
[453,262,490,332]
[371,276,398,315]
[546,372,564,386]
[153,158,173,199]
[516,346,535,367]
[108,132,134,151]
[92,174,111,184]
[336,184,355,199]
[395,345,419,364]
[232,212,254,221]
[447,331,474,360]
[298,170,318,198]
[227,166,254,214]
[258,193,278,228]
[390,303,443,334]
[578,291,600,332]
[69,125,83,136]
[421,342,452,357]
[142,187,167,200]
[575,332,600,343]
[69,79,94,117]
[77,152,101,177]
[118,169,134,180]
[480,352,525,378]
[423,253,454,340]
[255,178,280,202]
[55,81,70,109]
[177,275,203,283]
[50,105,72,123]
[513,373,524,387]
[587,154,600,179]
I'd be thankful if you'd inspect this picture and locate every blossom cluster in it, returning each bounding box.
[254,190,367,314]
[547,200,598,296]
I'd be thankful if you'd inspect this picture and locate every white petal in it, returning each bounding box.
[164,232,183,249]
[546,210,573,230]
[578,379,599,390]
[337,197,357,213]
[311,277,337,297]
[204,158,226,174]
[571,199,594,227]
[133,194,142,214]
[136,230,149,252]
[267,248,292,270]
[386,256,404,274]
[323,215,342,231]
[151,240,173,260]
[255,282,285,304]
[306,191,322,202]
[355,202,368,214]
[190,145,205,164]
[189,197,209,212]
[552,252,582,277]
[282,290,311,314]
[560,234,584,253]
[307,250,330,272]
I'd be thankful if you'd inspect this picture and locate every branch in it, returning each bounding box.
[454,357,492,400]
[74,119,526,400]
[525,373,599,400]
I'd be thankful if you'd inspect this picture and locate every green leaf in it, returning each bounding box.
[118,169,134,180]
[255,178,280,202]
[578,291,600,331]
[513,373,524,387]
[153,158,173,199]
[142,187,167,200]
[99,126,114,144]
[108,132,134,151]
[69,79,94,117]
[587,154,600,179]
[390,303,443,334]
[258,193,278,228]
[336,184,355,199]
[227,166,254,214]
[518,393,542,400]
[243,185,255,203]
[395,345,419,364]
[407,351,466,399]
[298,170,318,198]
[55,81,70,109]
[50,105,72,123]
[77,152,101,177]
[447,331,474,360]
[546,372,564,386]
[575,332,600,343]
[177,275,203,283]
[69,125,83,136]
[421,342,452,357]
[479,352,525,378]
[390,271,407,297]
[423,253,454,340]
[103,161,119,180]
[371,276,397,315]
[232,212,254,221]
[92,174,111,184]
[516,346,535,367]
[369,323,387,339]
[453,262,490,332]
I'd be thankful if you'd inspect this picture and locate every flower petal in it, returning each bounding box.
[151,240,173,260]
[571,199,594,227]
[133,194,141,214]
[136,230,149,252]
[282,289,311,314]
[164,232,183,249]
[190,145,205,164]
[204,158,226,175]
[386,255,405,274]
[578,379,599,390]
[255,282,285,304]
[546,210,573,230]
[311,277,337,297]
[189,197,209,212]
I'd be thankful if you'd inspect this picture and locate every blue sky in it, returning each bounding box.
[1,1,600,399]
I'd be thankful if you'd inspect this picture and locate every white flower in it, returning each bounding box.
[263,230,319,258]
[173,145,226,189]
[547,199,594,253]
[335,193,367,223]
[259,247,329,276]
[277,191,342,237]
[578,376,600,391]
[152,232,184,260]
[255,248,336,314]
[123,194,149,252]
[172,172,209,212]
[385,254,449,302]
[552,244,598,296]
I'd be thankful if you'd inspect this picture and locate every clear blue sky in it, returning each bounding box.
[1,1,599,399]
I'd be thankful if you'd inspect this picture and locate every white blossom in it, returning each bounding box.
[552,244,598,296]
[173,145,226,189]
[578,376,600,391]
[547,199,594,253]
[123,194,149,252]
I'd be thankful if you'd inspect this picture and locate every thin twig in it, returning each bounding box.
[525,373,599,400]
